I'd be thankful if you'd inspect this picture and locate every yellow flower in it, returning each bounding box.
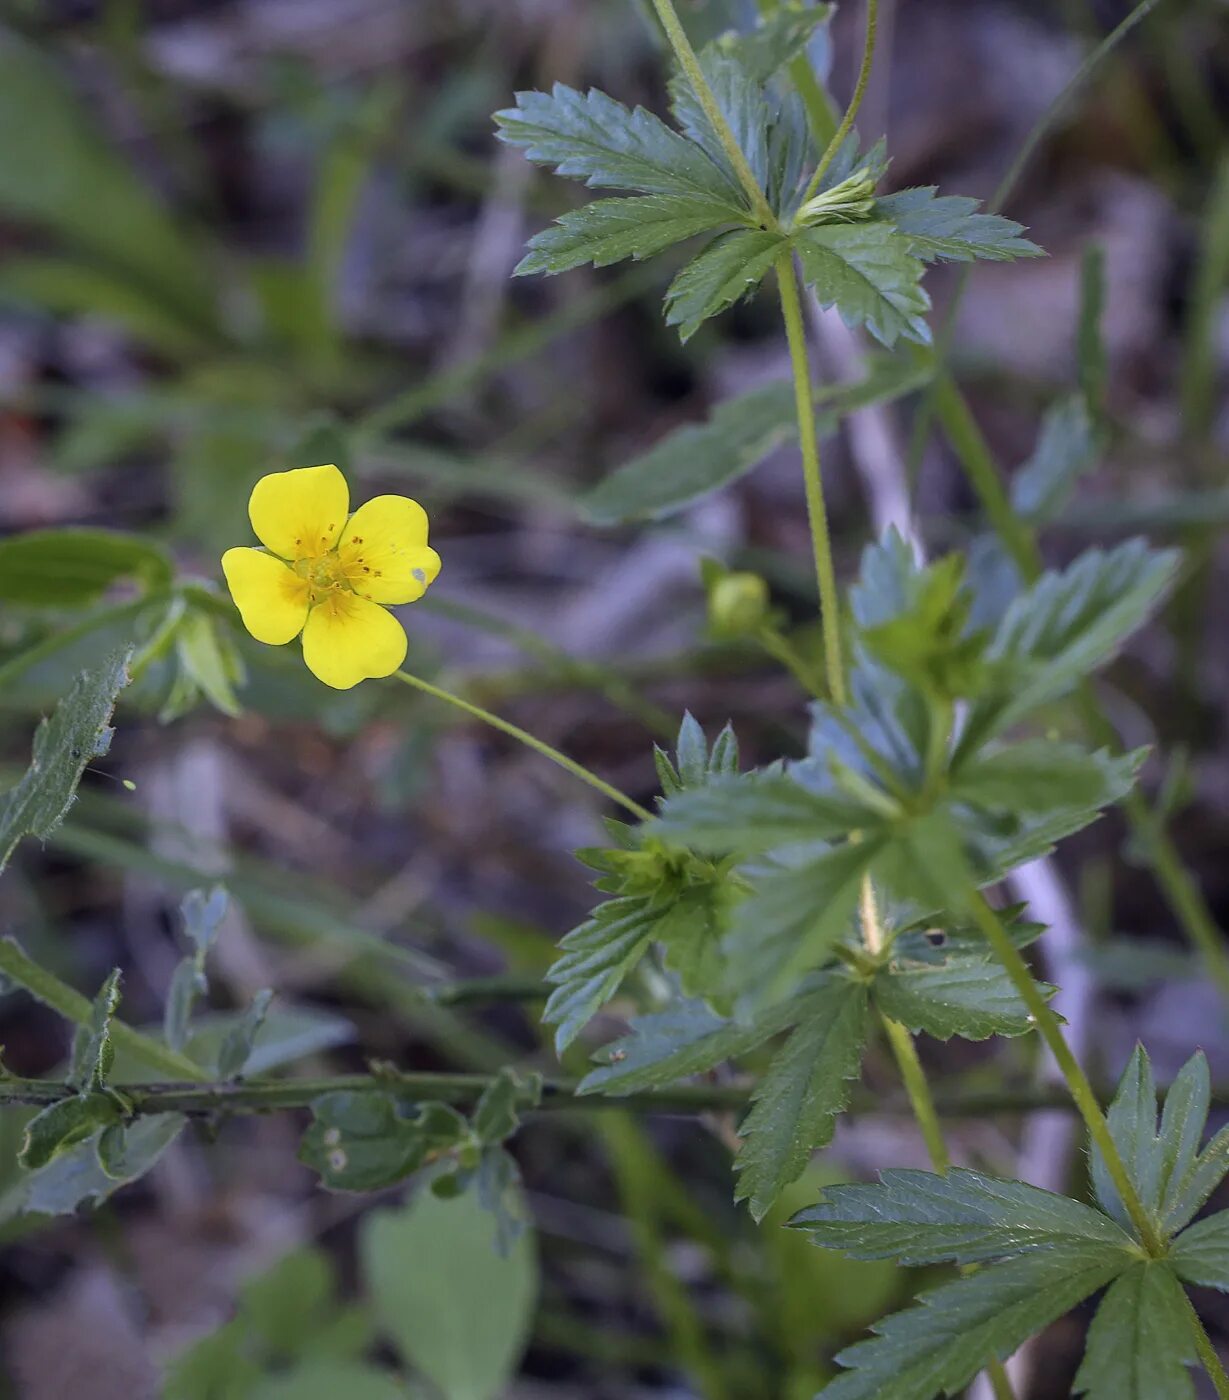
[221,464,440,690]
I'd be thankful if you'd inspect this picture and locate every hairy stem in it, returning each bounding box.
[880,1015,949,1170]
[1179,1284,1229,1400]
[967,893,1165,1256]
[392,670,653,822]
[0,939,207,1083]
[801,0,880,203]
[648,0,778,227]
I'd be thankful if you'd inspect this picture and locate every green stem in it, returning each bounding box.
[0,592,169,692]
[967,893,1165,1256]
[0,939,207,1083]
[392,669,653,822]
[800,0,880,203]
[1179,1285,1229,1399]
[881,1014,949,1170]
[648,0,778,227]
[424,974,548,1007]
[776,253,846,703]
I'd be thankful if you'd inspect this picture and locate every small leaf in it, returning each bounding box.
[950,742,1142,815]
[69,967,122,1092]
[174,608,244,718]
[216,988,273,1080]
[1162,1122,1229,1236]
[795,223,931,349]
[474,1145,533,1255]
[1073,1262,1196,1399]
[0,650,131,873]
[0,527,172,607]
[736,977,869,1221]
[579,993,802,1096]
[515,194,742,276]
[471,1068,543,1146]
[875,187,1043,264]
[544,897,657,1052]
[1170,1210,1229,1292]
[493,83,741,202]
[164,960,206,1052]
[180,885,229,952]
[1010,395,1103,525]
[664,228,785,342]
[873,956,1043,1041]
[20,1095,122,1170]
[299,1091,468,1193]
[655,772,874,853]
[675,711,709,788]
[1091,1045,1163,1234]
[717,4,835,84]
[1157,1051,1212,1222]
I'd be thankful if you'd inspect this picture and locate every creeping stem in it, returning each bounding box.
[392,669,653,822]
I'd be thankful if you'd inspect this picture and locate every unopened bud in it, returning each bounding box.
[709,572,770,635]
[795,168,879,229]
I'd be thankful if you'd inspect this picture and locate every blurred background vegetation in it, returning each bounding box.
[0,0,1228,1395]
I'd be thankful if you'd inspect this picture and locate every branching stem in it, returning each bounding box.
[800,0,880,203]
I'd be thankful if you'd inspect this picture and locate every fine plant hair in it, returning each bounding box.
[0,3,1227,1398]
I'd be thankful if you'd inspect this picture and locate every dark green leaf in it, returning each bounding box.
[579,993,803,1095]
[1011,395,1103,524]
[515,194,741,276]
[655,773,873,853]
[873,956,1043,1040]
[873,811,973,915]
[669,52,770,194]
[1170,1211,1229,1291]
[0,650,131,873]
[736,977,869,1220]
[0,528,172,607]
[1091,1045,1163,1233]
[544,897,657,1052]
[20,1094,122,1170]
[70,967,121,1091]
[582,352,930,525]
[248,1363,407,1400]
[792,1166,1133,1264]
[1157,1052,1212,1223]
[664,228,785,341]
[875,187,1042,263]
[216,988,273,1080]
[795,223,930,348]
[1073,1263,1196,1399]
[299,1091,467,1193]
[1162,1122,1229,1236]
[716,5,835,84]
[817,1247,1128,1400]
[13,1113,185,1218]
[471,1068,543,1146]
[950,742,1141,815]
[675,710,709,788]
[493,83,741,202]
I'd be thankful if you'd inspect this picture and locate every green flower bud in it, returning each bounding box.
[794,168,879,229]
[709,572,770,636]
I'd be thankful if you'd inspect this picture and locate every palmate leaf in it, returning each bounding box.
[513,194,744,276]
[664,228,786,341]
[872,955,1043,1041]
[795,223,931,348]
[735,976,869,1221]
[791,1167,1134,1265]
[875,187,1042,263]
[1073,1263,1197,1400]
[816,1247,1127,1400]
[493,83,742,203]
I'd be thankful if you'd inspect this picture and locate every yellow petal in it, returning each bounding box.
[301,592,407,689]
[335,495,441,605]
[221,547,310,645]
[248,463,349,560]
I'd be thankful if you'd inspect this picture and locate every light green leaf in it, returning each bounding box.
[791,1166,1133,1264]
[655,773,874,853]
[70,967,122,1091]
[0,649,131,874]
[515,194,742,276]
[250,1364,408,1400]
[817,1247,1128,1400]
[166,1005,353,1081]
[20,1095,122,1171]
[360,1182,538,1400]
[1170,1210,1229,1291]
[493,83,741,202]
[471,1068,543,1146]
[1073,1263,1196,1399]
[872,956,1043,1040]
[950,741,1142,815]
[1011,395,1103,524]
[875,187,1043,263]
[299,1092,468,1193]
[736,977,869,1221]
[579,993,802,1096]
[664,228,786,341]
[544,896,657,1052]
[0,528,172,607]
[716,5,835,84]
[795,223,931,348]
[174,609,244,718]
[582,352,931,525]
[216,987,274,1080]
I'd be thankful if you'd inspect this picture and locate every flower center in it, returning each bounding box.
[293,549,354,604]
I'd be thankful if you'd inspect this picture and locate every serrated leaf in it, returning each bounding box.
[582,352,930,524]
[216,987,273,1080]
[471,1068,542,1146]
[579,993,802,1095]
[655,772,874,853]
[1073,1263,1196,1399]
[299,1091,468,1193]
[725,837,883,1014]
[1011,395,1103,524]
[20,1095,123,1170]
[1091,1045,1164,1233]
[675,710,709,788]
[873,956,1043,1040]
[816,1247,1128,1400]
[1162,1123,1229,1236]
[1157,1051,1212,1221]
[664,228,785,341]
[515,194,742,276]
[1170,1210,1229,1291]
[0,527,173,606]
[493,83,741,202]
[875,187,1043,263]
[669,51,771,196]
[873,811,974,915]
[792,1166,1134,1264]
[70,968,122,1091]
[959,542,1180,755]
[950,741,1141,815]
[544,897,657,1051]
[717,5,835,84]
[0,650,131,873]
[736,977,869,1220]
[795,223,931,349]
